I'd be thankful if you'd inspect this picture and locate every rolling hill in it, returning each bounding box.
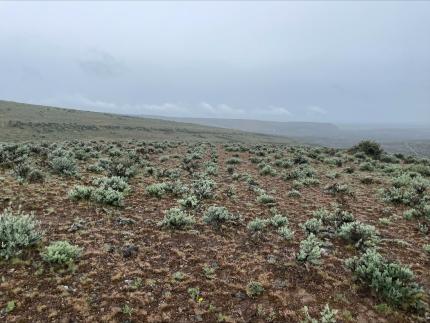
[0,101,293,144]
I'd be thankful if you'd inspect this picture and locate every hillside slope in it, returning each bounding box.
[0,101,292,144]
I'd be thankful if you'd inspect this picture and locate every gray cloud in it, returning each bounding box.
[78,50,126,78]
[0,1,429,124]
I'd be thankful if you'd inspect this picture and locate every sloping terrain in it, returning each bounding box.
[0,140,429,322]
[0,101,291,144]
[153,116,430,157]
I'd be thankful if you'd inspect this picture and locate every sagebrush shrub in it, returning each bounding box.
[159,208,195,229]
[256,193,275,204]
[146,183,168,198]
[278,226,294,240]
[41,241,82,264]
[203,206,238,227]
[270,213,289,228]
[178,195,199,209]
[0,207,42,259]
[93,176,129,193]
[338,221,378,250]
[68,185,93,200]
[296,233,322,265]
[91,187,124,206]
[302,218,322,235]
[346,249,425,311]
[247,218,268,232]
[51,156,77,176]
[192,177,216,199]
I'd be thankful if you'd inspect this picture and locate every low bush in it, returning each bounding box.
[146,183,168,198]
[350,140,383,159]
[338,221,378,250]
[0,207,42,260]
[51,156,77,176]
[203,206,238,227]
[296,233,322,265]
[159,208,195,229]
[246,281,264,298]
[41,241,82,264]
[91,187,124,206]
[346,249,425,311]
[247,218,268,232]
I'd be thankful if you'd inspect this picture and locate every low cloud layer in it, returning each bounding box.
[0,1,429,124]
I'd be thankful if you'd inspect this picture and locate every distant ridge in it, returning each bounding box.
[0,100,292,144]
[147,116,340,137]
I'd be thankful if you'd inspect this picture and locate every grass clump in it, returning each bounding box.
[246,281,264,298]
[41,241,82,264]
[0,207,42,260]
[159,208,195,230]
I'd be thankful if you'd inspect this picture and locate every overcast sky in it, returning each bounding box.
[0,1,429,124]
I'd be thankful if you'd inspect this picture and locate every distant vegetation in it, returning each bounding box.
[0,100,293,144]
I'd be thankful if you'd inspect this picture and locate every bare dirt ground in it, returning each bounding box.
[0,141,429,322]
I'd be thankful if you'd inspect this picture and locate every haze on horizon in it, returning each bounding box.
[0,1,429,125]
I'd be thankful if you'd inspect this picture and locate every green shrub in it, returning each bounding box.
[226,157,241,165]
[51,156,77,176]
[28,169,45,183]
[324,183,353,197]
[302,218,322,235]
[93,176,129,193]
[278,226,294,240]
[246,281,264,297]
[346,249,425,311]
[338,221,378,250]
[159,208,195,230]
[260,164,277,176]
[146,183,168,198]
[108,157,136,178]
[68,185,93,201]
[270,213,289,228]
[302,304,338,323]
[178,195,199,209]
[41,241,82,264]
[359,162,374,172]
[351,140,383,159]
[287,189,302,198]
[203,206,237,227]
[256,193,275,205]
[296,234,322,265]
[247,218,268,232]
[192,177,216,199]
[0,207,42,259]
[91,187,124,206]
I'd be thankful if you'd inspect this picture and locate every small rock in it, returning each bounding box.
[122,244,138,258]
[233,291,246,300]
